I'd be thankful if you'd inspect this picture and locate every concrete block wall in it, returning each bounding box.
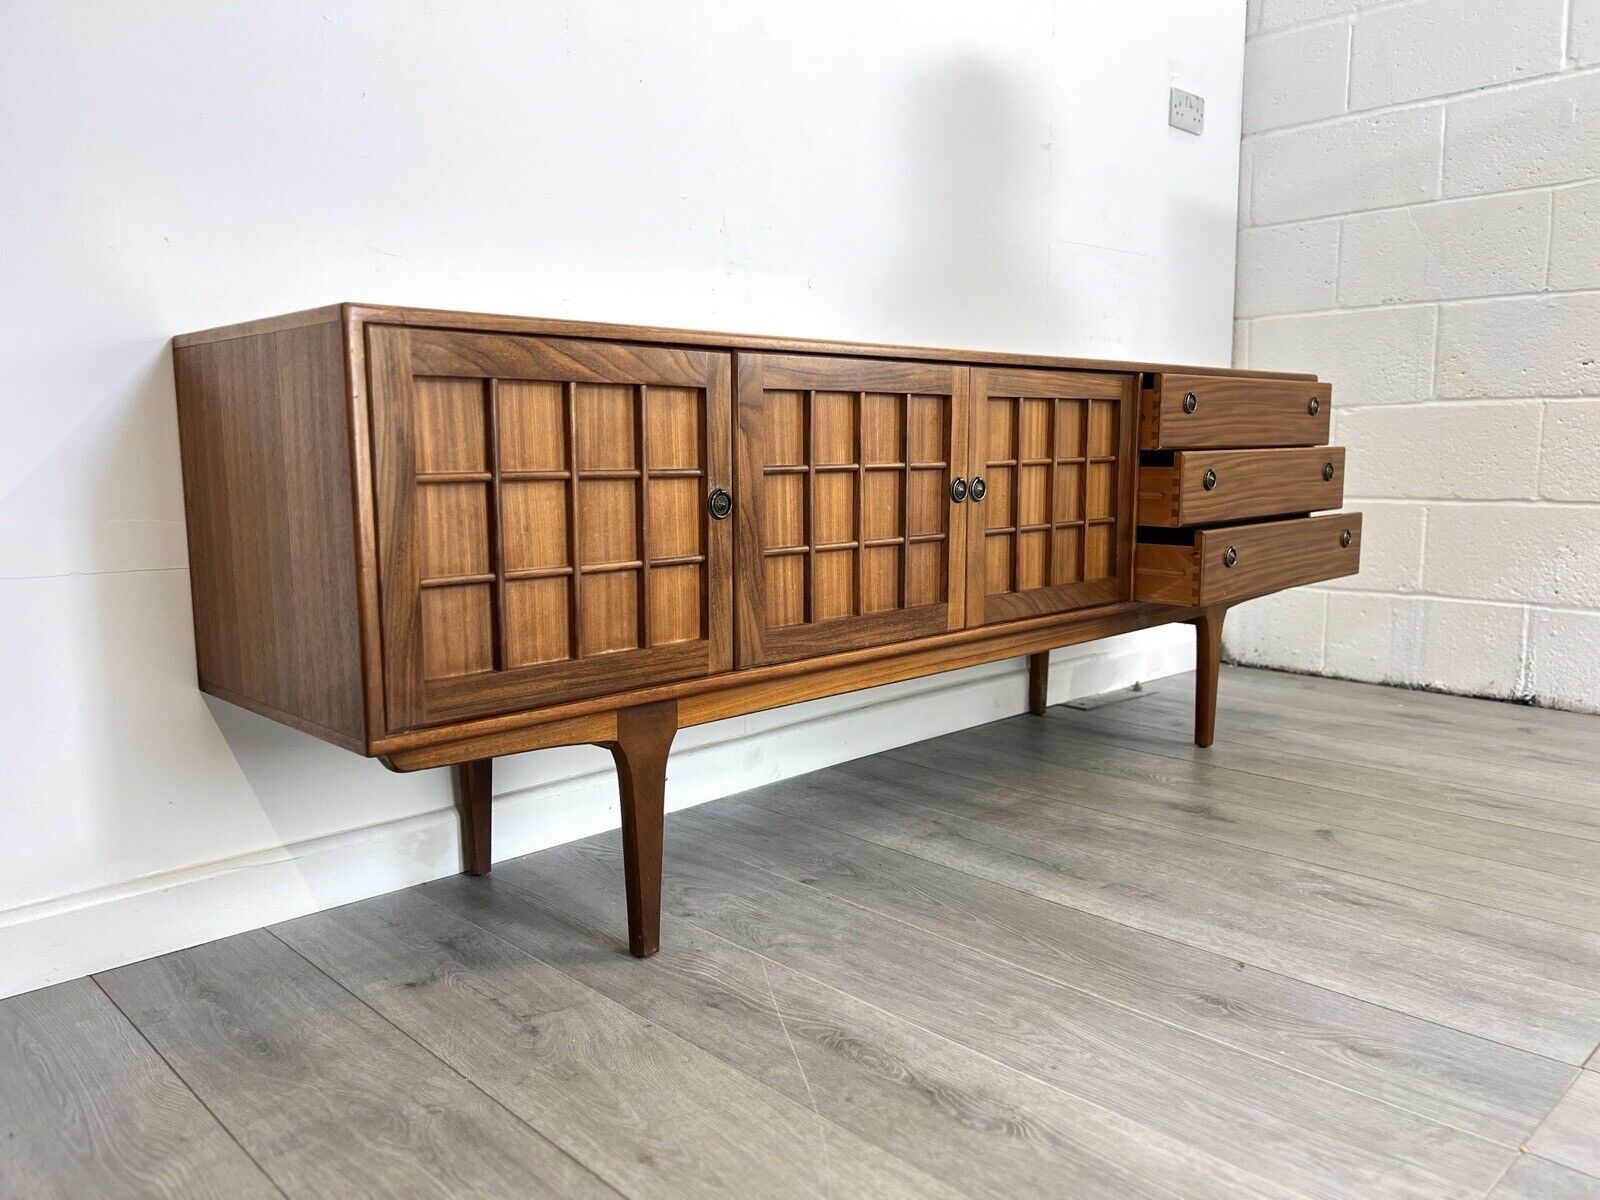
[1233,0,1600,713]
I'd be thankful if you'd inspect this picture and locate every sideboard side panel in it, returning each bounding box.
[173,320,367,751]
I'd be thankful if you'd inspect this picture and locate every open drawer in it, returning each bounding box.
[1141,372,1332,449]
[1138,446,1345,527]
[1134,512,1361,607]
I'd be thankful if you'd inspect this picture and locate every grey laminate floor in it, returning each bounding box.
[6,667,1600,1199]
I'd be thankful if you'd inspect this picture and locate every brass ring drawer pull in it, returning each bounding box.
[1340,528,1352,548]
[1323,461,1336,481]
[1202,468,1218,490]
[1223,546,1238,568]
[1308,396,1321,416]
[1183,392,1198,414]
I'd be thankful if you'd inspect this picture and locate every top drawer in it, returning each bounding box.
[1141,372,1332,449]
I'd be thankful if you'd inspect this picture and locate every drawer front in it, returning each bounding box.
[1134,513,1362,607]
[1141,373,1332,449]
[1138,447,1345,527]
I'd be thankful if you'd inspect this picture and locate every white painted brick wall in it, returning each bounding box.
[1338,193,1551,304]
[1253,107,1444,223]
[1236,220,1340,314]
[1527,609,1600,708]
[1336,403,1542,499]
[1539,401,1600,500]
[1250,305,1437,407]
[1324,594,1527,695]
[1436,293,1600,396]
[1423,505,1600,607]
[1349,0,1564,109]
[1549,181,1600,288]
[1575,0,1600,65]
[1243,22,1351,133]
[1442,71,1600,195]
[1233,0,1600,713]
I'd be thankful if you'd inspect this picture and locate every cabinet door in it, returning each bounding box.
[734,353,969,666]
[370,327,732,730]
[966,368,1134,625]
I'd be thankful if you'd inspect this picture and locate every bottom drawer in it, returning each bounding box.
[1134,512,1361,607]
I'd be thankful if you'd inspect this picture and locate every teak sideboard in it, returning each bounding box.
[173,304,1361,957]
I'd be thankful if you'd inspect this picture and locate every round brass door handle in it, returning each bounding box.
[1183,392,1198,414]
[707,488,733,520]
[1202,468,1218,490]
[949,476,968,503]
[969,476,988,502]
[1323,461,1336,482]
[1223,546,1238,568]
[1340,528,1353,548]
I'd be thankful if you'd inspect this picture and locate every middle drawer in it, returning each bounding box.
[1138,446,1345,527]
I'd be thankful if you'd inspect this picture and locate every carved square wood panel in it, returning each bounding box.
[735,354,969,667]
[372,328,731,728]
[967,368,1134,626]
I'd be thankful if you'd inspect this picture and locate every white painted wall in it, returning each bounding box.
[0,1,1246,998]
[1232,0,1600,712]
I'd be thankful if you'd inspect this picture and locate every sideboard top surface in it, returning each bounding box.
[172,303,1318,383]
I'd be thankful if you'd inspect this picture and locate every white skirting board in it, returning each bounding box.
[0,626,1194,999]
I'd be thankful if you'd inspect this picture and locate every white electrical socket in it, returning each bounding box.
[1169,87,1204,135]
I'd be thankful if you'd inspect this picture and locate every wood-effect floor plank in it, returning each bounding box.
[673,795,1573,1147]
[996,718,1600,883]
[96,930,618,1200]
[0,977,279,1200]
[1490,1154,1600,1199]
[1527,1070,1600,1180]
[779,749,1600,1064]
[422,872,1301,1200]
[536,830,1516,1199]
[1051,689,1600,845]
[1164,670,1600,791]
[1081,678,1599,809]
[1202,667,1600,762]
[901,718,1600,931]
[275,888,962,1200]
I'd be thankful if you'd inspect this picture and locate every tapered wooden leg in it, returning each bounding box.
[1027,651,1050,716]
[602,700,678,958]
[453,758,493,876]
[1194,604,1227,749]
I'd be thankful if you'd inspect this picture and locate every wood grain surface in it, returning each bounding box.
[96,930,617,1199]
[1141,372,1333,449]
[1137,446,1346,526]
[176,303,1318,383]
[174,317,366,750]
[0,979,277,1199]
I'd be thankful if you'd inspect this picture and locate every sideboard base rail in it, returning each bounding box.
[377,601,1186,771]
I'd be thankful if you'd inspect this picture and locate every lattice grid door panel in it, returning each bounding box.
[372,328,731,730]
[735,354,968,667]
[967,368,1134,625]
